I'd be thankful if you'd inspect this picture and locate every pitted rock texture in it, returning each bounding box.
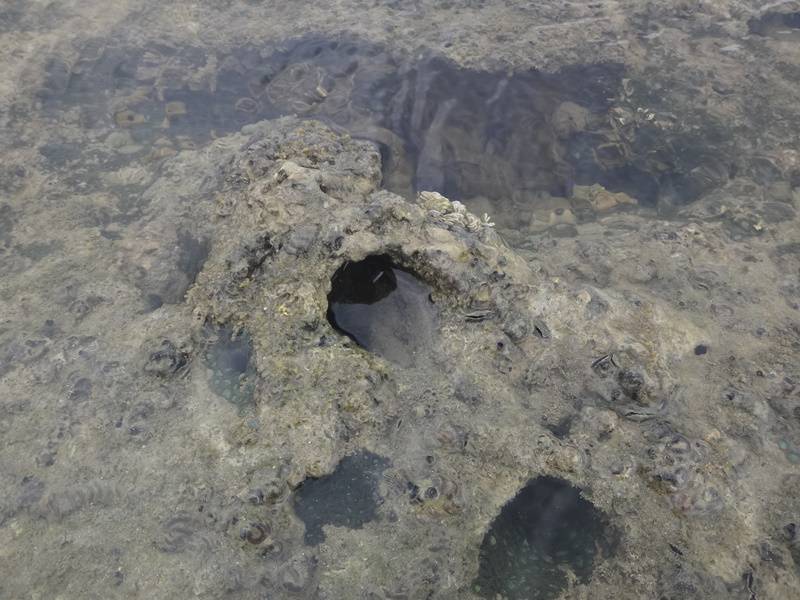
[1,108,799,597]
[3,2,800,598]
[159,118,796,598]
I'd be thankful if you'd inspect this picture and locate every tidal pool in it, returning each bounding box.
[36,34,734,236]
[291,450,390,545]
[475,477,615,600]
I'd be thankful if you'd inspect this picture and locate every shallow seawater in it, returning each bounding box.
[291,450,390,545]
[204,325,257,410]
[3,3,800,599]
[748,11,800,37]
[475,477,615,600]
[35,34,735,235]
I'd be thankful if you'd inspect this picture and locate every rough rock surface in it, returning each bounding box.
[3,116,797,598]
[1,1,800,599]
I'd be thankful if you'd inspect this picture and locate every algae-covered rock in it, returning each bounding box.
[572,183,638,213]
[159,118,795,598]
[3,115,800,600]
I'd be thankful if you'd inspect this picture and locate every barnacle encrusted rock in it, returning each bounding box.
[173,117,792,598]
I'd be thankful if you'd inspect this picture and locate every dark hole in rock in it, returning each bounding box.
[326,255,437,367]
[39,35,730,236]
[545,414,575,439]
[291,450,390,545]
[204,325,256,409]
[474,476,615,600]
